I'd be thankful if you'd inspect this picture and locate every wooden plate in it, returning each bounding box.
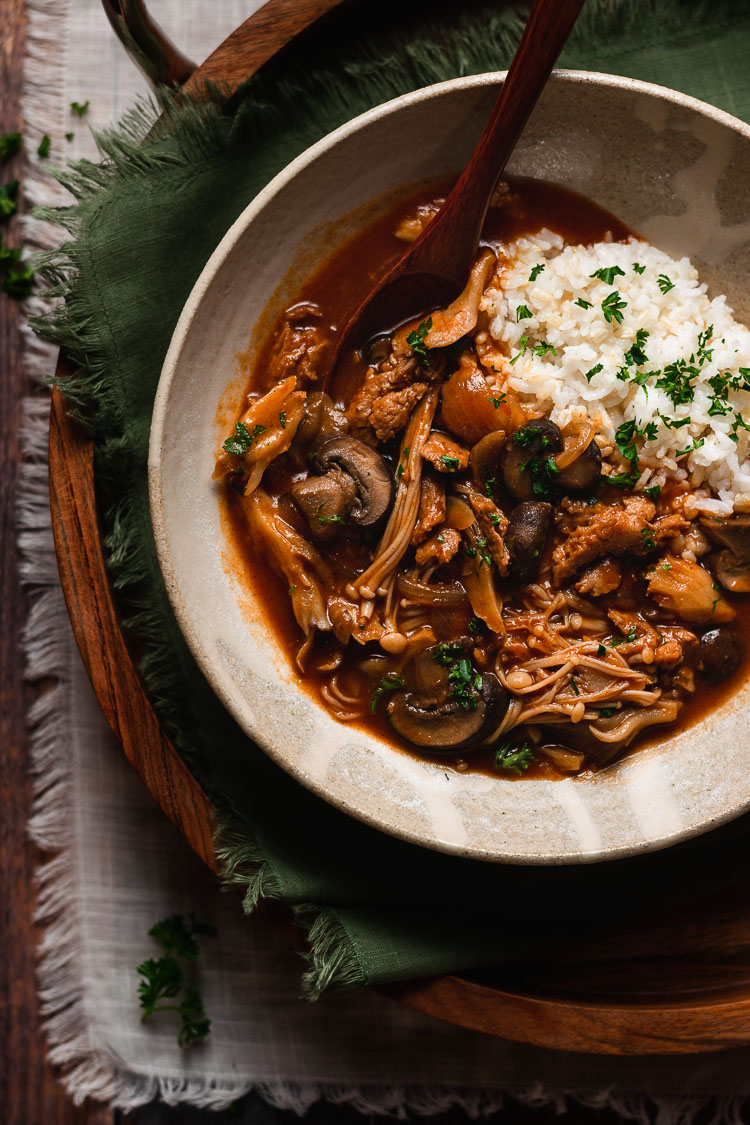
[49,0,750,1054]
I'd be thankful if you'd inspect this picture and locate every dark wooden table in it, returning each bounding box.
[0,3,690,1121]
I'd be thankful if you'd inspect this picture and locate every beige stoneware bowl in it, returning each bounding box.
[150,71,750,864]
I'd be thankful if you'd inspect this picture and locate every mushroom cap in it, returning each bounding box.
[714,549,750,593]
[506,501,552,585]
[698,627,745,683]
[701,515,750,559]
[290,468,358,543]
[313,434,394,526]
[387,671,508,755]
[501,418,563,502]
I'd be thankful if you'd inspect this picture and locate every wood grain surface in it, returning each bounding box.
[1,0,747,1119]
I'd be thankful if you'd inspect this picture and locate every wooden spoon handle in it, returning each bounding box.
[403,0,586,287]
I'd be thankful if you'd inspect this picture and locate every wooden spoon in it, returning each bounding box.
[327,0,586,371]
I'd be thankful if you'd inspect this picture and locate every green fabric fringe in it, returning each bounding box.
[31,0,750,993]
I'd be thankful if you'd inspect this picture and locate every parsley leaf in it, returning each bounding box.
[533,341,558,357]
[509,335,529,364]
[137,955,183,1015]
[590,265,625,285]
[516,304,533,322]
[657,273,675,294]
[655,359,698,407]
[439,454,460,471]
[370,673,405,713]
[177,986,212,1047]
[494,742,536,775]
[137,914,215,1047]
[279,411,286,429]
[730,413,750,442]
[222,421,255,457]
[2,264,34,299]
[529,263,545,281]
[0,180,19,219]
[575,297,592,310]
[70,100,90,117]
[37,134,51,159]
[317,504,346,525]
[406,316,433,365]
[624,329,649,367]
[0,234,21,264]
[0,132,22,162]
[584,363,603,383]
[488,394,506,407]
[433,642,466,666]
[644,484,661,500]
[633,262,646,275]
[148,914,214,960]
[601,290,627,325]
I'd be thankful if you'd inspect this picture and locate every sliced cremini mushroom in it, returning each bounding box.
[387,671,508,755]
[290,468,358,544]
[312,434,394,526]
[557,438,602,492]
[505,501,552,585]
[701,515,750,592]
[502,418,563,502]
[698,627,745,683]
[542,698,682,766]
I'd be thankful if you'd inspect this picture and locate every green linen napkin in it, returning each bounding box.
[37,0,750,995]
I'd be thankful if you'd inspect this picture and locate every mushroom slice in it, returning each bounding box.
[312,434,394,526]
[506,501,551,585]
[701,515,750,557]
[502,418,563,502]
[392,248,497,354]
[714,549,750,593]
[557,438,602,493]
[387,671,508,755]
[290,468,358,544]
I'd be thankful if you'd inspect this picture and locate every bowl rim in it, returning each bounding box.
[150,69,750,864]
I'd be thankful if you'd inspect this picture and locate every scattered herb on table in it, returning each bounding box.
[0,180,19,219]
[37,134,51,159]
[65,132,74,142]
[137,914,216,1047]
[0,234,21,264]
[70,100,90,117]
[0,132,22,162]
[2,265,34,299]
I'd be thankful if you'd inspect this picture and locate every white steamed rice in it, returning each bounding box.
[481,233,750,516]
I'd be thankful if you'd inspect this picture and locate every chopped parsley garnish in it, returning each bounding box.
[601,290,627,325]
[614,419,654,465]
[569,677,579,696]
[533,341,558,357]
[509,335,529,364]
[65,132,74,142]
[70,100,90,117]
[657,273,675,294]
[494,742,536,775]
[661,562,672,570]
[370,673,405,713]
[0,180,19,219]
[448,658,483,711]
[655,358,699,407]
[598,707,616,718]
[658,413,690,430]
[624,329,649,367]
[474,536,492,567]
[590,265,625,285]
[633,263,646,275]
[137,914,216,1047]
[644,484,661,500]
[675,437,704,458]
[468,617,484,636]
[222,421,265,457]
[440,454,460,471]
[482,462,497,498]
[432,643,465,665]
[0,234,21,264]
[575,297,592,310]
[596,644,606,658]
[584,363,603,383]
[0,132,22,162]
[406,316,433,365]
[516,304,533,322]
[317,504,346,525]
[279,411,286,429]
[513,424,542,447]
[37,134,51,159]
[488,394,507,407]
[2,265,34,299]
[396,465,404,479]
[288,584,296,593]
[529,263,545,281]
[729,413,750,442]
[640,527,656,550]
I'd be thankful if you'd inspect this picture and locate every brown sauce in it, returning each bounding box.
[219,176,750,779]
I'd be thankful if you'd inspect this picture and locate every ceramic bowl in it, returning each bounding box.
[150,71,750,864]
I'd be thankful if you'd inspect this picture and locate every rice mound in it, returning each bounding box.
[482,233,750,516]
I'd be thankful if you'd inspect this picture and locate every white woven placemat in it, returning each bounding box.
[19,0,750,1115]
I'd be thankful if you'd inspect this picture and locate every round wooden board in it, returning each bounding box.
[49,0,750,1054]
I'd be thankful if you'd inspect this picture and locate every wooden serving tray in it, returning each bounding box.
[49,0,750,1055]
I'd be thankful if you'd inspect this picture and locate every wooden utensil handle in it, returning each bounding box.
[405,0,586,287]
